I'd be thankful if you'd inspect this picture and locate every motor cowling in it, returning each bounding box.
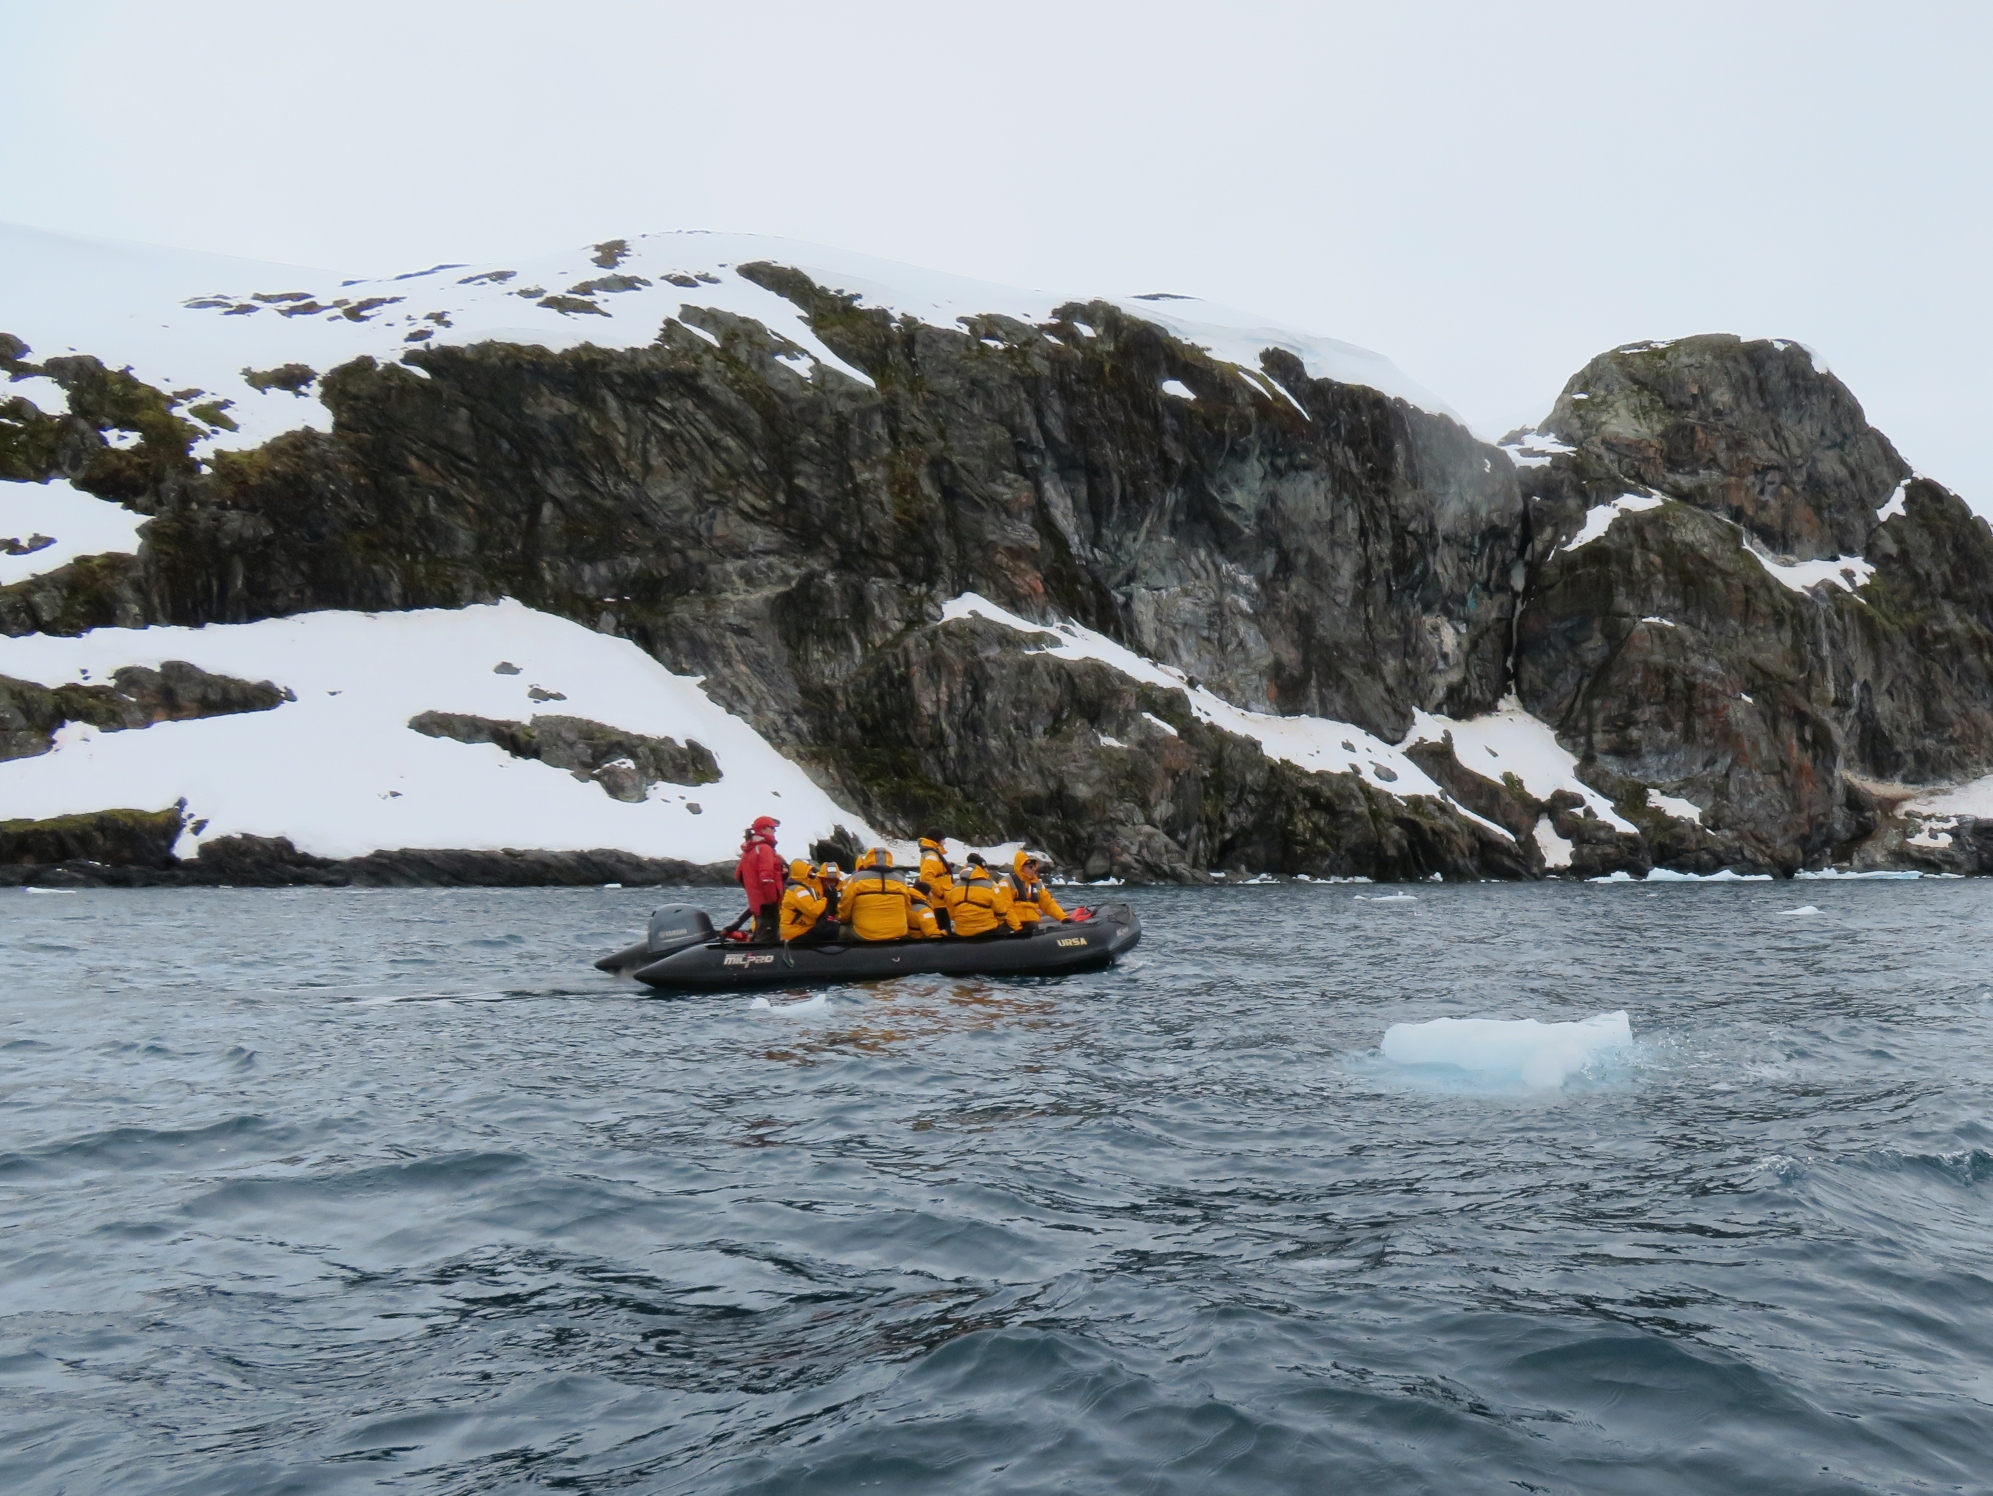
[648,904,715,953]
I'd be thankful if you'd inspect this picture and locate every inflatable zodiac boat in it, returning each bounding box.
[597,902,1142,993]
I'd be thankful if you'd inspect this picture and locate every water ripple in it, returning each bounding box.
[4,880,1992,1492]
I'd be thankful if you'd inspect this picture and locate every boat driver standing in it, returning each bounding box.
[735,815,784,944]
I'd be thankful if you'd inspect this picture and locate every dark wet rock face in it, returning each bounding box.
[825,615,1528,883]
[5,292,1992,880]
[1518,337,1993,874]
[1537,335,1910,559]
[1,273,1530,881]
[0,806,185,870]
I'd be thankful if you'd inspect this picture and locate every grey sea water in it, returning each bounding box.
[3,879,1990,1494]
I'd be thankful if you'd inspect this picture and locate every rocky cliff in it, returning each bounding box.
[3,233,1990,883]
[1508,335,1993,875]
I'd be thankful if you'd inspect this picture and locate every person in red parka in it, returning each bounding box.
[736,815,785,943]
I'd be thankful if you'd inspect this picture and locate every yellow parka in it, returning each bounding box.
[839,849,919,941]
[917,839,955,904]
[815,862,845,917]
[945,865,1013,936]
[779,860,828,942]
[1004,851,1067,931]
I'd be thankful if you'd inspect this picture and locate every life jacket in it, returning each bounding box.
[1005,852,1066,928]
[778,861,827,941]
[917,840,955,901]
[840,848,916,941]
[945,868,1010,936]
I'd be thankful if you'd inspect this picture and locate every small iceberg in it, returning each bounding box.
[1779,905,1821,916]
[1356,892,1418,903]
[1381,1011,1632,1090]
[1589,868,1773,883]
[749,992,830,1015]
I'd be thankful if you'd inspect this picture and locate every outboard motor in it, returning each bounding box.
[647,904,714,954]
[595,904,719,974]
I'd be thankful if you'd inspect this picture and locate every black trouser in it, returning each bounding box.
[750,906,779,944]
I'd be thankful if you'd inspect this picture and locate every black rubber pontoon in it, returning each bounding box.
[600,902,1141,993]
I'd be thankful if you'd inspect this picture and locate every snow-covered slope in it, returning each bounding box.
[0,602,873,861]
[1,479,148,587]
[0,223,1455,456]
[0,582,1621,870]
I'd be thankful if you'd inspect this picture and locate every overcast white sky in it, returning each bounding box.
[5,1,1991,510]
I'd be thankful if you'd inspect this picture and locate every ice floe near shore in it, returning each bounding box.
[1382,1012,1633,1090]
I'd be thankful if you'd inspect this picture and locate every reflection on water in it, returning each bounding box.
[4,879,1993,1494]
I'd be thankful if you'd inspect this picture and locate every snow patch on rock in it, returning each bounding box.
[1497,428,1575,470]
[1744,542,1875,595]
[1562,493,1665,553]
[1647,791,1704,825]
[5,373,70,415]
[0,478,149,586]
[1408,696,1636,832]
[1903,776,1993,821]
[939,592,1510,839]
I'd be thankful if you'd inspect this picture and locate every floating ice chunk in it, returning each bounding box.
[1590,867,1772,883]
[750,992,829,1014]
[1382,1011,1632,1090]
[1356,892,1417,903]
[1779,905,1821,916]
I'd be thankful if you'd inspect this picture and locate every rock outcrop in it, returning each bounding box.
[1512,335,1993,874]
[3,276,1531,881]
[0,661,291,760]
[6,277,1993,881]
[406,710,720,802]
[0,803,739,888]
